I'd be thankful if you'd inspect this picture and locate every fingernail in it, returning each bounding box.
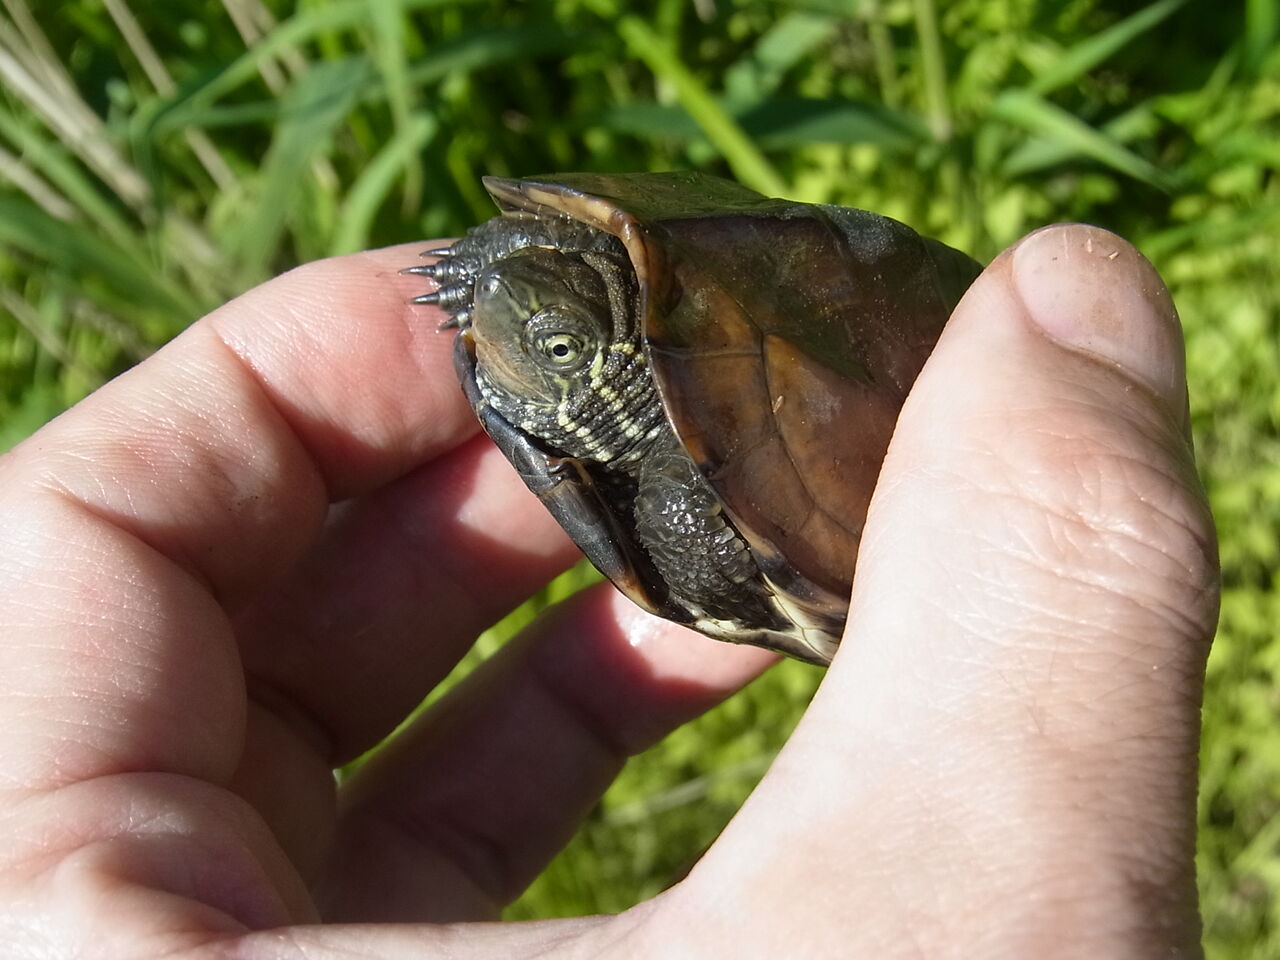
[1011,224,1186,411]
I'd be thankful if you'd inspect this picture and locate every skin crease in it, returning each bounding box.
[0,224,1217,958]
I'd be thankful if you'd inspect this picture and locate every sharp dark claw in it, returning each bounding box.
[437,316,461,331]
[411,292,442,306]
[420,242,455,255]
[400,264,439,277]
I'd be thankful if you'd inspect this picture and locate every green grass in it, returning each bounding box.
[1,0,1277,953]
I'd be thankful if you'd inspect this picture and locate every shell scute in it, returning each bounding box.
[439,172,982,663]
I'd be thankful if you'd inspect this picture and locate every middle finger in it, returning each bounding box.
[234,433,581,767]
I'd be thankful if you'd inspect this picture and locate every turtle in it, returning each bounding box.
[409,172,982,665]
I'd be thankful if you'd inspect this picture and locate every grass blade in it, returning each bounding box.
[1028,0,1191,96]
[724,11,838,103]
[993,89,1171,189]
[0,142,73,218]
[611,14,788,197]
[1244,0,1280,76]
[1002,102,1156,176]
[0,195,194,322]
[407,24,581,86]
[597,102,703,141]
[160,0,474,124]
[229,56,372,281]
[913,0,950,140]
[102,0,237,191]
[742,98,926,151]
[332,113,437,255]
[369,0,420,210]
[599,97,924,152]
[0,43,151,211]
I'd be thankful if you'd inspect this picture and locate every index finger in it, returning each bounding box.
[5,244,469,605]
[0,244,487,791]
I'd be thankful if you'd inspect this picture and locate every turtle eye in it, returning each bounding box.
[526,307,594,373]
[535,331,586,369]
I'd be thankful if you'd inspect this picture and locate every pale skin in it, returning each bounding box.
[0,223,1218,958]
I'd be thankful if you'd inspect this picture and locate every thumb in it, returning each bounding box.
[678,225,1218,957]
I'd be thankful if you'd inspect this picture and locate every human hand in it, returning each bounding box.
[0,224,1217,958]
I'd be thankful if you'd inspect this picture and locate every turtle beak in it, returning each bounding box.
[468,272,518,343]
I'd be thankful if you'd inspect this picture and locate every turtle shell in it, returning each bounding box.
[474,173,981,660]
[435,172,983,665]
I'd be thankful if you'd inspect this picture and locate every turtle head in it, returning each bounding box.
[469,246,612,407]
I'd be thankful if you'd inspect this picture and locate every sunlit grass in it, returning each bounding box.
[1,1,1277,954]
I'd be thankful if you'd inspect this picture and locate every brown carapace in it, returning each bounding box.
[412,172,981,664]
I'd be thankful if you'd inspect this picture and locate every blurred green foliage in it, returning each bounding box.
[0,0,1276,953]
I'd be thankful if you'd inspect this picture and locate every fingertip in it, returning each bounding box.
[602,587,779,691]
[519,585,776,756]
[1009,224,1187,426]
[828,216,1216,716]
[209,243,474,497]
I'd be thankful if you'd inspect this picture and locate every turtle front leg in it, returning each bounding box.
[632,447,782,628]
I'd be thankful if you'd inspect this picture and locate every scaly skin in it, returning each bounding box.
[443,222,782,637]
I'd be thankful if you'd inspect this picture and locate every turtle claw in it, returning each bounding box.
[406,237,483,326]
